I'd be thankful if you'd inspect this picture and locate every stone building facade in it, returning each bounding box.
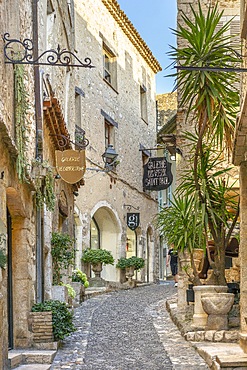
[233,0,247,352]
[0,0,83,367]
[73,0,161,284]
[0,0,161,367]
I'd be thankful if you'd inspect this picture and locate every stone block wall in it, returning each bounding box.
[29,311,54,343]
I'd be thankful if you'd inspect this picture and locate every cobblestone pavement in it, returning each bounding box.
[51,283,209,370]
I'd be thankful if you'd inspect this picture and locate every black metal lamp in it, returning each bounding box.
[102,144,118,171]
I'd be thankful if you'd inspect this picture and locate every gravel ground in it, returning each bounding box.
[51,283,209,370]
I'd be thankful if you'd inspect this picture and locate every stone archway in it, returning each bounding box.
[90,205,121,283]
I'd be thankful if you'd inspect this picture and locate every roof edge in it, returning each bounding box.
[102,0,162,74]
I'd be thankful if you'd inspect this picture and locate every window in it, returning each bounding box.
[103,52,111,84]
[90,218,100,249]
[102,43,117,90]
[75,86,85,128]
[140,84,148,123]
[101,109,118,149]
[104,120,114,149]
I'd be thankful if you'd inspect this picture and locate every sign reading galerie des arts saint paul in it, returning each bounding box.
[55,149,86,184]
[143,157,173,191]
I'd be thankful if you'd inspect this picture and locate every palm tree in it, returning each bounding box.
[167,1,240,285]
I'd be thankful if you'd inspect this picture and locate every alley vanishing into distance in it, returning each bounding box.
[51,284,209,370]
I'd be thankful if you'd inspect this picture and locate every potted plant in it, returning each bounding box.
[51,232,76,302]
[71,268,89,304]
[116,256,145,284]
[71,268,89,288]
[156,193,205,286]
[81,248,114,279]
[165,3,240,327]
[31,300,76,342]
[168,2,239,287]
[51,232,75,285]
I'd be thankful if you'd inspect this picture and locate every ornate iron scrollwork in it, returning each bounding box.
[50,133,89,150]
[3,33,95,68]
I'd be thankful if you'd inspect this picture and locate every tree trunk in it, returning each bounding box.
[207,241,227,286]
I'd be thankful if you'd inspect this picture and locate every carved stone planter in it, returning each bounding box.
[125,266,136,288]
[90,262,106,287]
[91,262,103,278]
[201,292,234,330]
[192,285,228,327]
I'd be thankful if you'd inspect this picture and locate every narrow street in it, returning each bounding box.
[51,284,209,370]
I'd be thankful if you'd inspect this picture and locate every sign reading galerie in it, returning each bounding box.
[143,157,173,191]
[55,149,86,184]
[127,213,140,231]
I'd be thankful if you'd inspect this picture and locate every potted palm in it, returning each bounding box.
[168,2,239,287]
[156,193,205,286]
[165,2,240,327]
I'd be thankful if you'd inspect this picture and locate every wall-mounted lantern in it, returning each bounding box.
[102,144,118,172]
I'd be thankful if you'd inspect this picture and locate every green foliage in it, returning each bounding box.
[168,2,239,151]
[71,268,89,288]
[14,64,30,183]
[31,300,75,341]
[156,193,205,253]
[51,232,75,285]
[166,2,240,285]
[81,248,114,266]
[116,256,145,271]
[34,160,56,211]
[0,249,7,269]
[0,234,7,269]
[60,283,76,299]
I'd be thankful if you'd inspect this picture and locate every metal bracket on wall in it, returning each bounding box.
[123,204,140,211]
[3,33,95,68]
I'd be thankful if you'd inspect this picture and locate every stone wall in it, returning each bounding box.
[29,311,53,343]
[73,0,161,283]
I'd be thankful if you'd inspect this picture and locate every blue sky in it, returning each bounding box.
[117,0,177,94]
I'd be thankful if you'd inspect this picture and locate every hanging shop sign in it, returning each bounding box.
[143,157,173,191]
[55,149,86,184]
[127,213,140,231]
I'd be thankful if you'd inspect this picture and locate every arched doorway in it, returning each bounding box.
[90,206,121,282]
[146,226,154,283]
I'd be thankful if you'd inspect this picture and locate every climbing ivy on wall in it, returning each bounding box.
[33,160,56,212]
[14,64,30,183]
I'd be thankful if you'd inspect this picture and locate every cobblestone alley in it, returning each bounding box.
[51,283,209,370]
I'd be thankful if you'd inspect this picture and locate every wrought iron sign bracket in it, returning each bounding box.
[3,33,95,68]
[123,204,140,211]
[50,133,89,150]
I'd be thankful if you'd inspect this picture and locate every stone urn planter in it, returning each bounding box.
[201,292,234,330]
[192,285,228,327]
[125,266,135,281]
[91,262,103,278]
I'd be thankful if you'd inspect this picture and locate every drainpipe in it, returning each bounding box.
[32,0,43,303]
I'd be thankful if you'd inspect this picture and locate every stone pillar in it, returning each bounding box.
[239,162,247,352]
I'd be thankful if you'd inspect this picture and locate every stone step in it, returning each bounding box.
[10,365,51,370]
[216,354,247,368]
[8,350,56,369]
